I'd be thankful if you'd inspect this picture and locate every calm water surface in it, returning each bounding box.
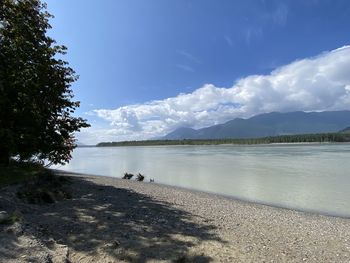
[54,144,350,217]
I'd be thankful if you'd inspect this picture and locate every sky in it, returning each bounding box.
[45,0,350,144]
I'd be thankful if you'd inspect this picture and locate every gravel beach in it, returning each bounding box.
[1,172,350,262]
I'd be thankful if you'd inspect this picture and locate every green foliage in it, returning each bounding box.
[96,132,350,147]
[17,170,72,204]
[0,212,21,225]
[0,0,89,165]
[0,161,45,187]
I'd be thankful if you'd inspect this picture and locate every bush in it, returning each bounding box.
[17,171,72,204]
[0,212,20,225]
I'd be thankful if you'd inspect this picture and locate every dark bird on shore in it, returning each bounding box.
[122,172,134,179]
[136,173,145,181]
[150,178,154,183]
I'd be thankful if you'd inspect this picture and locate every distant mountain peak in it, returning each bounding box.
[163,110,350,140]
[340,126,350,133]
[163,127,197,140]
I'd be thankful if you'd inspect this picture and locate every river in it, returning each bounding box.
[53,143,350,217]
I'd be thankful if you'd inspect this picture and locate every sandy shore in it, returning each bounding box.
[1,172,350,262]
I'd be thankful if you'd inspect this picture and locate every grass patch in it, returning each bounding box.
[17,172,72,204]
[0,162,46,188]
[0,161,72,204]
[0,212,21,225]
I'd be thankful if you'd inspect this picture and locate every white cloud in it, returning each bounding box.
[83,46,350,144]
[272,3,288,26]
[244,27,263,45]
[175,64,195,73]
[260,2,289,27]
[176,50,200,64]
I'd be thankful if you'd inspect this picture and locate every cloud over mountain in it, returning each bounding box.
[84,46,350,143]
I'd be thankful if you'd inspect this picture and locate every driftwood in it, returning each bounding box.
[123,172,148,182]
[136,173,145,182]
[122,173,134,179]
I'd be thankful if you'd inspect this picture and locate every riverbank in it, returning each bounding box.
[1,172,350,262]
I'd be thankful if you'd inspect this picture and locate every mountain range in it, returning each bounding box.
[163,110,350,140]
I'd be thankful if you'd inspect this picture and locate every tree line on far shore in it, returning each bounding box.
[96,132,350,147]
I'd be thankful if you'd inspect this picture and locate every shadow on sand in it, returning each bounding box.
[1,175,225,262]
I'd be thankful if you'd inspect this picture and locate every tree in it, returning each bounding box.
[0,0,89,165]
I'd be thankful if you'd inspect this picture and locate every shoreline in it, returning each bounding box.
[1,171,350,262]
[54,169,350,219]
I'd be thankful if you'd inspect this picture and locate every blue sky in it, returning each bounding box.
[45,0,350,143]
